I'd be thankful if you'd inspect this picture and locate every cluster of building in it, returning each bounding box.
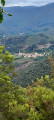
[18,51,45,58]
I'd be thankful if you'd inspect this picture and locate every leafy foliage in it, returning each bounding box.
[0,0,12,23]
[1,0,5,6]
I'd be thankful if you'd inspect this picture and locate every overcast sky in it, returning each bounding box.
[0,0,54,7]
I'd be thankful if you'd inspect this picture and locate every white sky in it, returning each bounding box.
[0,0,54,7]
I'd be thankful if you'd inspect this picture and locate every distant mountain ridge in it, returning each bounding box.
[0,2,54,36]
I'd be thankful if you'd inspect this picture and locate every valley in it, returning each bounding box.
[0,33,53,87]
[0,1,54,120]
[0,3,54,87]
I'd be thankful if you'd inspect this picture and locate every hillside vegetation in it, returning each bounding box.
[13,57,51,87]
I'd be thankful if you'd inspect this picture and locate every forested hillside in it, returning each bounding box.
[13,57,51,87]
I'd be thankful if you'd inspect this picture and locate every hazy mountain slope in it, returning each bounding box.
[0,3,54,35]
